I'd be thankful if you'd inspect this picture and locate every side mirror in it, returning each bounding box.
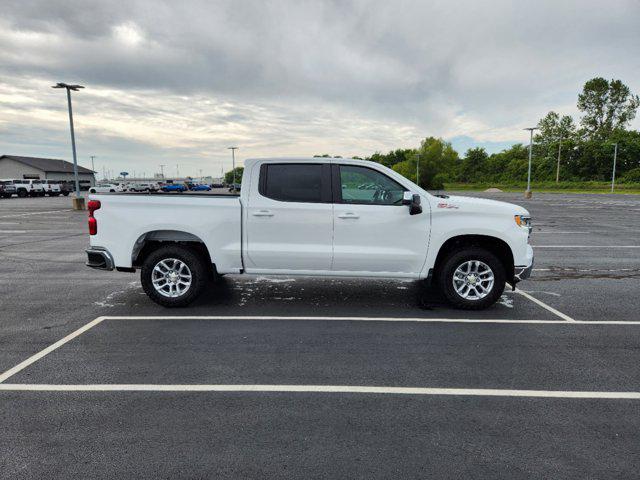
[402,192,422,215]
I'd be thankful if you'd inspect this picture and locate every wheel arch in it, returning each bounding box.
[131,230,214,271]
[432,234,515,284]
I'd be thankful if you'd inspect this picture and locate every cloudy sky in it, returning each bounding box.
[1,0,639,178]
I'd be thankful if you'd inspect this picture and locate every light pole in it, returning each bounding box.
[228,146,238,187]
[159,164,166,179]
[52,82,84,207]
[611,143,618,193]
[524,127,538,198]
[555,137,562,183]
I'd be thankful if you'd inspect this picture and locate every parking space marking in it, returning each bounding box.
[102,315,638,324]
[533,245,640,248]
[0,383,639,399]
[0,209,70,219]
[512,289,575,322]
[0,317,105,383]
[3,314,639,386]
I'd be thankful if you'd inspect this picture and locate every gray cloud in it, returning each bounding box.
[1,0,639,176]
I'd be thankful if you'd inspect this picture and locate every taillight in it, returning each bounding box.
[88,200,101,235]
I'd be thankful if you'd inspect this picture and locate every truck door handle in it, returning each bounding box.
[252,210,274,217]
[338,212,359,219]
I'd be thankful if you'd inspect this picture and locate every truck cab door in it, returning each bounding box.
[244,163,333,272]
[331,164,430,275]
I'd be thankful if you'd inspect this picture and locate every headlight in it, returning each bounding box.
[514,215,532,235]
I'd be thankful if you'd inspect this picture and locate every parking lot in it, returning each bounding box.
[1,192,639,478]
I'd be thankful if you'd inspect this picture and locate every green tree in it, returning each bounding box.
[458,147,488,182]
[577,77,640,138]
[224,167,244,185]
[391,137,459,189]
[368,149,416,169]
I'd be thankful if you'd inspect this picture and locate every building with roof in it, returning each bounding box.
[0,155,96,187]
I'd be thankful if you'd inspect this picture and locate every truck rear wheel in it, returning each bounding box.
[437,247,505,310]
[141,245,207,307]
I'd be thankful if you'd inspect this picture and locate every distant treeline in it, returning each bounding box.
[315,78,640,189]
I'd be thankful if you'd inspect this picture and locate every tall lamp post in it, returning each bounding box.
[524,127,539,199]
[611,143,618,193]
[228,146,239,188]
[52,83,84,208]
[555,137,562,183]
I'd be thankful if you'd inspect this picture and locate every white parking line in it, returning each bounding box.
[532,245,640,248]
[0,383,638,399]
[0,317,105,383]
[102,315,638,324]
[0,209,70,219]
[512,289,575,322]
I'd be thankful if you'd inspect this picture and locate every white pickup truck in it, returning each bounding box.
[86,157,533,309]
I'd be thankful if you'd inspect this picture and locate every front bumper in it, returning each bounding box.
[86,248,114,270]
[514,256,534,282]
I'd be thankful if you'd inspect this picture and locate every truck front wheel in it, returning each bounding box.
[437,247,505,310]
[141,245,207,307]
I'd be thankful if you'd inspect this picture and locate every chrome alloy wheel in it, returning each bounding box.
[151,258,192,298]
[452,260,495,301]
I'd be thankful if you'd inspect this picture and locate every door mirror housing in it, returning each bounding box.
[402,192,422,215]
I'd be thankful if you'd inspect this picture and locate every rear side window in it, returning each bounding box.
[260,164,327,203]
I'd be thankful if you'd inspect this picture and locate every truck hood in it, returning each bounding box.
[432,195,529,216]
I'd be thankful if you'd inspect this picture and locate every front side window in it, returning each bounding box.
[261,164,324,203]
[338,165,405,205]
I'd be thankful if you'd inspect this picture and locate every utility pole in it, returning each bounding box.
[90,155,96,174]
[176,164,179,178]
[228,146,239,187]
[524,127,539,199]
[52,82,84,208]
[555,137,562,183]
[159,164,166,179]
[611,143,618,193]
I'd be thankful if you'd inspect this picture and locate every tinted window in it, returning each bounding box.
[262,164,323,203]
[339,165,405,205]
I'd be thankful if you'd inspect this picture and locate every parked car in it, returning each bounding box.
[89,183,122,194]
[0,181,17,198]
[228,183,241,192]
[86,157,534,309]
[7,179,45,197]
[161,184,188,192]
[211,183,224,188]
[129,182,158,192]
[190,184,211,191]
[41,180,62,196]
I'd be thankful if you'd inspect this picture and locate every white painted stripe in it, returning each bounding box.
[0,209,70,219]
[533,231,589,234]
[100,316,640,325]
[0,317,105,383]
[0,383,638,399]
[0,230,27,234]
[532,245,640,248]
[513,289,575,322]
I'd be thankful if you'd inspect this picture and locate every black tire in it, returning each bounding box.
[17,190,27,197]
[62,191,70,196]
[109,189,115,193]
[437,247,506,310]
[141,245,207,307]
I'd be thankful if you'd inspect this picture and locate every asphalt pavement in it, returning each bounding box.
[0,191,639,479]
